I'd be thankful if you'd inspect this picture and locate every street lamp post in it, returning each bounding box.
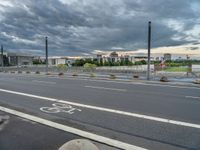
[147,21,151,80]
[1,45,4,72]
[45,36,48,73]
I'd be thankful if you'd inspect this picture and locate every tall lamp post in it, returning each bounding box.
[45,36,48,73]
[1,45,4,72]
[147,21,151,80]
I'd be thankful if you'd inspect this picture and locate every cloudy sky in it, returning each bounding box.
[0,0,200,56]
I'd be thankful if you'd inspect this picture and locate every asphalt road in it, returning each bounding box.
[0,73,200,150]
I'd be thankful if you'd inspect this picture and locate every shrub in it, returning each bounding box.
[90,73,96,78]
[72,73,78,77]
[160,76,169,82]
[10,71,15,74]
[109,74,116,79]
[18,71,22,74]
[26,71,30,74]
[194,79,200,84]
[83,63,96,72]
[57,64,67,71]
[58,72,64,76]
[35,71,40,74]
[133,75,139,79]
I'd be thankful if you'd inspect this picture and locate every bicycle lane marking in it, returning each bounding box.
[40,103,82,114]
[0,88,200,129]
[0,105,146,150]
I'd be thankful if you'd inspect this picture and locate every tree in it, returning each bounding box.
[72,59,85,66]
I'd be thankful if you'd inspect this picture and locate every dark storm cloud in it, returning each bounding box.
[0,0,199,56]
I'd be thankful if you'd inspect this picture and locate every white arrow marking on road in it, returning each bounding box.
[0,88,200,129]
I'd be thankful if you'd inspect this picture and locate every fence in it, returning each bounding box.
[1,65,200,80]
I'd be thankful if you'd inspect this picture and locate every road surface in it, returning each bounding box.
[0,73,200,150]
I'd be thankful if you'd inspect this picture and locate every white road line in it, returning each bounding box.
[54,77,200,90]
[185,96,200,99]
[85,85,127,92]
[0,88,200,129]
[32,80,56,84]
[0,106,146,150]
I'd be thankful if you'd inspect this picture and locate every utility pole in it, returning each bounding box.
[45,36,48,73]
[1,45,4,71]
[147,21,151,80]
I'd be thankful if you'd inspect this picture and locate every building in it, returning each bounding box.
[164,53,171,61]
[7,52,34,66]
[109,52,119,63]
[96,51,154,64]
[40,56,81,66]
[0,52,34,66]
[47,57,66,65]
[0,52,9,66]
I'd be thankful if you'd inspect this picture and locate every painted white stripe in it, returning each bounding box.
[53,77,200,90]
[0,106,146,150]
[185,96,200,99]
[0,88,200,129]
[85,85,127,92]
[32,80,56,84]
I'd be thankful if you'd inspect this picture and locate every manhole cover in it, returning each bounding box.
[59,139,99,150]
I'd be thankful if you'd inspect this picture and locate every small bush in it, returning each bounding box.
[57,64,67,70]
[109,74,116,79]
[18,71,22,74]
[72,73,78,77]
[194,79,200,84]
[58,72,64,76]
[10,71,15,74]
[133,75,139,79]
[83,63,96,72]
[90,73,96,78]
[26,71,30,74]
[160,76,169,82]
[35,71,40,74]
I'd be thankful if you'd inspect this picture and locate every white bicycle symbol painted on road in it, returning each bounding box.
[40,103,82,114]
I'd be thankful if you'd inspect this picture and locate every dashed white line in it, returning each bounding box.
[0,106,146,150]
[185,96,200,99]
[32,80,56,84]
[0,88,200,129]
[53,77,200,90]
[85,85,127,92]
